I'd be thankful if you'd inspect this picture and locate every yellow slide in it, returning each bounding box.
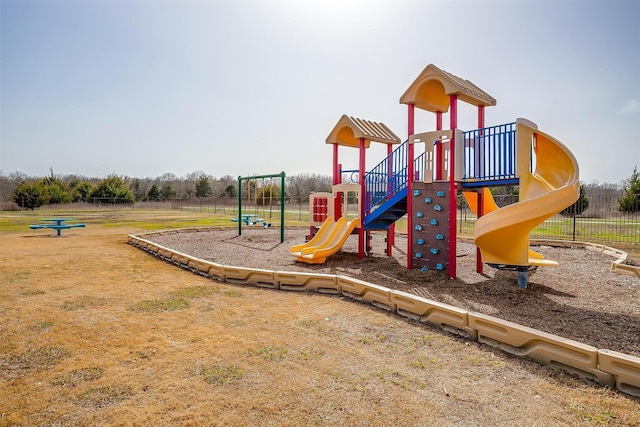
[290,217,360,264]
[466,120,579,268]
[463,187,547,263]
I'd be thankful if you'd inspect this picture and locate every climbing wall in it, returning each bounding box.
[411,182,450,272]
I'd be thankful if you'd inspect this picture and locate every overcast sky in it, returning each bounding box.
[1,0,639,184]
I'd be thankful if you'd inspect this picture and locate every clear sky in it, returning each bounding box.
[1,0,639,184]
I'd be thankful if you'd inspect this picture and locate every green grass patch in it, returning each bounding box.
[410,356,441,371]
[246,346,288,361]
[568,402,613,425]
[297,346,325,361]
[128,297,189,312]
[199,364,244,386]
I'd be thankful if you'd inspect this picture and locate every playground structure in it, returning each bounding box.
[124,66,639,400]
[235,172,286,243]
[291,64,580,288]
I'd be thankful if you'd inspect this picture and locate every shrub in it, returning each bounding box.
[12,181,45,210]
[90,174,135,204]
[72,182,94,202]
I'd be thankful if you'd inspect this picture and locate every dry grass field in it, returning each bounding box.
[1,211,639,426]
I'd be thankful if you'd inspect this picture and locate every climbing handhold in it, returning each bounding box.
[437,191,445,197]
[415,252,422,259]
[434,205,442,211]
[436,263,444,270]
[430,248,439,255]
[424,197,432,204]
[430,219,438,226]
[420,267,429,272]
[436,234,444,240]
[417,239,424,245]
[413,190,421,196]
[415,224,423,231]
[417,211,424,218]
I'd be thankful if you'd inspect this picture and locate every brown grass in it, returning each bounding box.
[0,212,638,426]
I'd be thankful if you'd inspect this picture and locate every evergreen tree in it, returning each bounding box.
[147,184,160,201]
[195,175,213,198]
[12,181,45,209]
[160,184,176,201]
[90,174,135,204]
[618,166,640,213]
[41,173,71,204]
[72,182,94,202]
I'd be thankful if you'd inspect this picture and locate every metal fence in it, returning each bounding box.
[36,194,640,244]
[458,194,640,244]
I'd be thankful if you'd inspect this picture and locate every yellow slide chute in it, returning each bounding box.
[464,121,579,269]
[290,217,360,264]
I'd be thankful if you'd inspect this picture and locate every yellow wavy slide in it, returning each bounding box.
[290,217,360,264]
[466,120,579,268]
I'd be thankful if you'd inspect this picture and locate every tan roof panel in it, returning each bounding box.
[326,115,401,148]
[400,64,497,112]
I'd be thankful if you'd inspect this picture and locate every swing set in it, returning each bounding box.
[236,172,285,243]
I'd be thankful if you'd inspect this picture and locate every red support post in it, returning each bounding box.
[476,105,485,274]
[386,143,394,256]
[407,104,415,269]
[333,145,343,221]
[448,95,458,279]
[435,111,443,181]
[358,137,366,259]
[476,188,484,274]
[332,144,340,185]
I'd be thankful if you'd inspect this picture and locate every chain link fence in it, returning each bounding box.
[458,194,640,244]
[35,194,640,244]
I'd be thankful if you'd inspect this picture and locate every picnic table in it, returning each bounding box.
[29,218,86,236]
[230,214,270,227]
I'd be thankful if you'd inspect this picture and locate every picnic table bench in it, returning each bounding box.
[29,218,86,236]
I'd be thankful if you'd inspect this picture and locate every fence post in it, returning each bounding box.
[572,204,578,242]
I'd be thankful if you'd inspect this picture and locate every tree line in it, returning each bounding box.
[0,170,332,210]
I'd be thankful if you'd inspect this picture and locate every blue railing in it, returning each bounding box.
[363,141,424,212]
[462,122,517,182]
[359,122,517,215]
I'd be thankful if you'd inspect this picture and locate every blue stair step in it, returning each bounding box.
[364,188,408,230]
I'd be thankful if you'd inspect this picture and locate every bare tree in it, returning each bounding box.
[286,173,331,202]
